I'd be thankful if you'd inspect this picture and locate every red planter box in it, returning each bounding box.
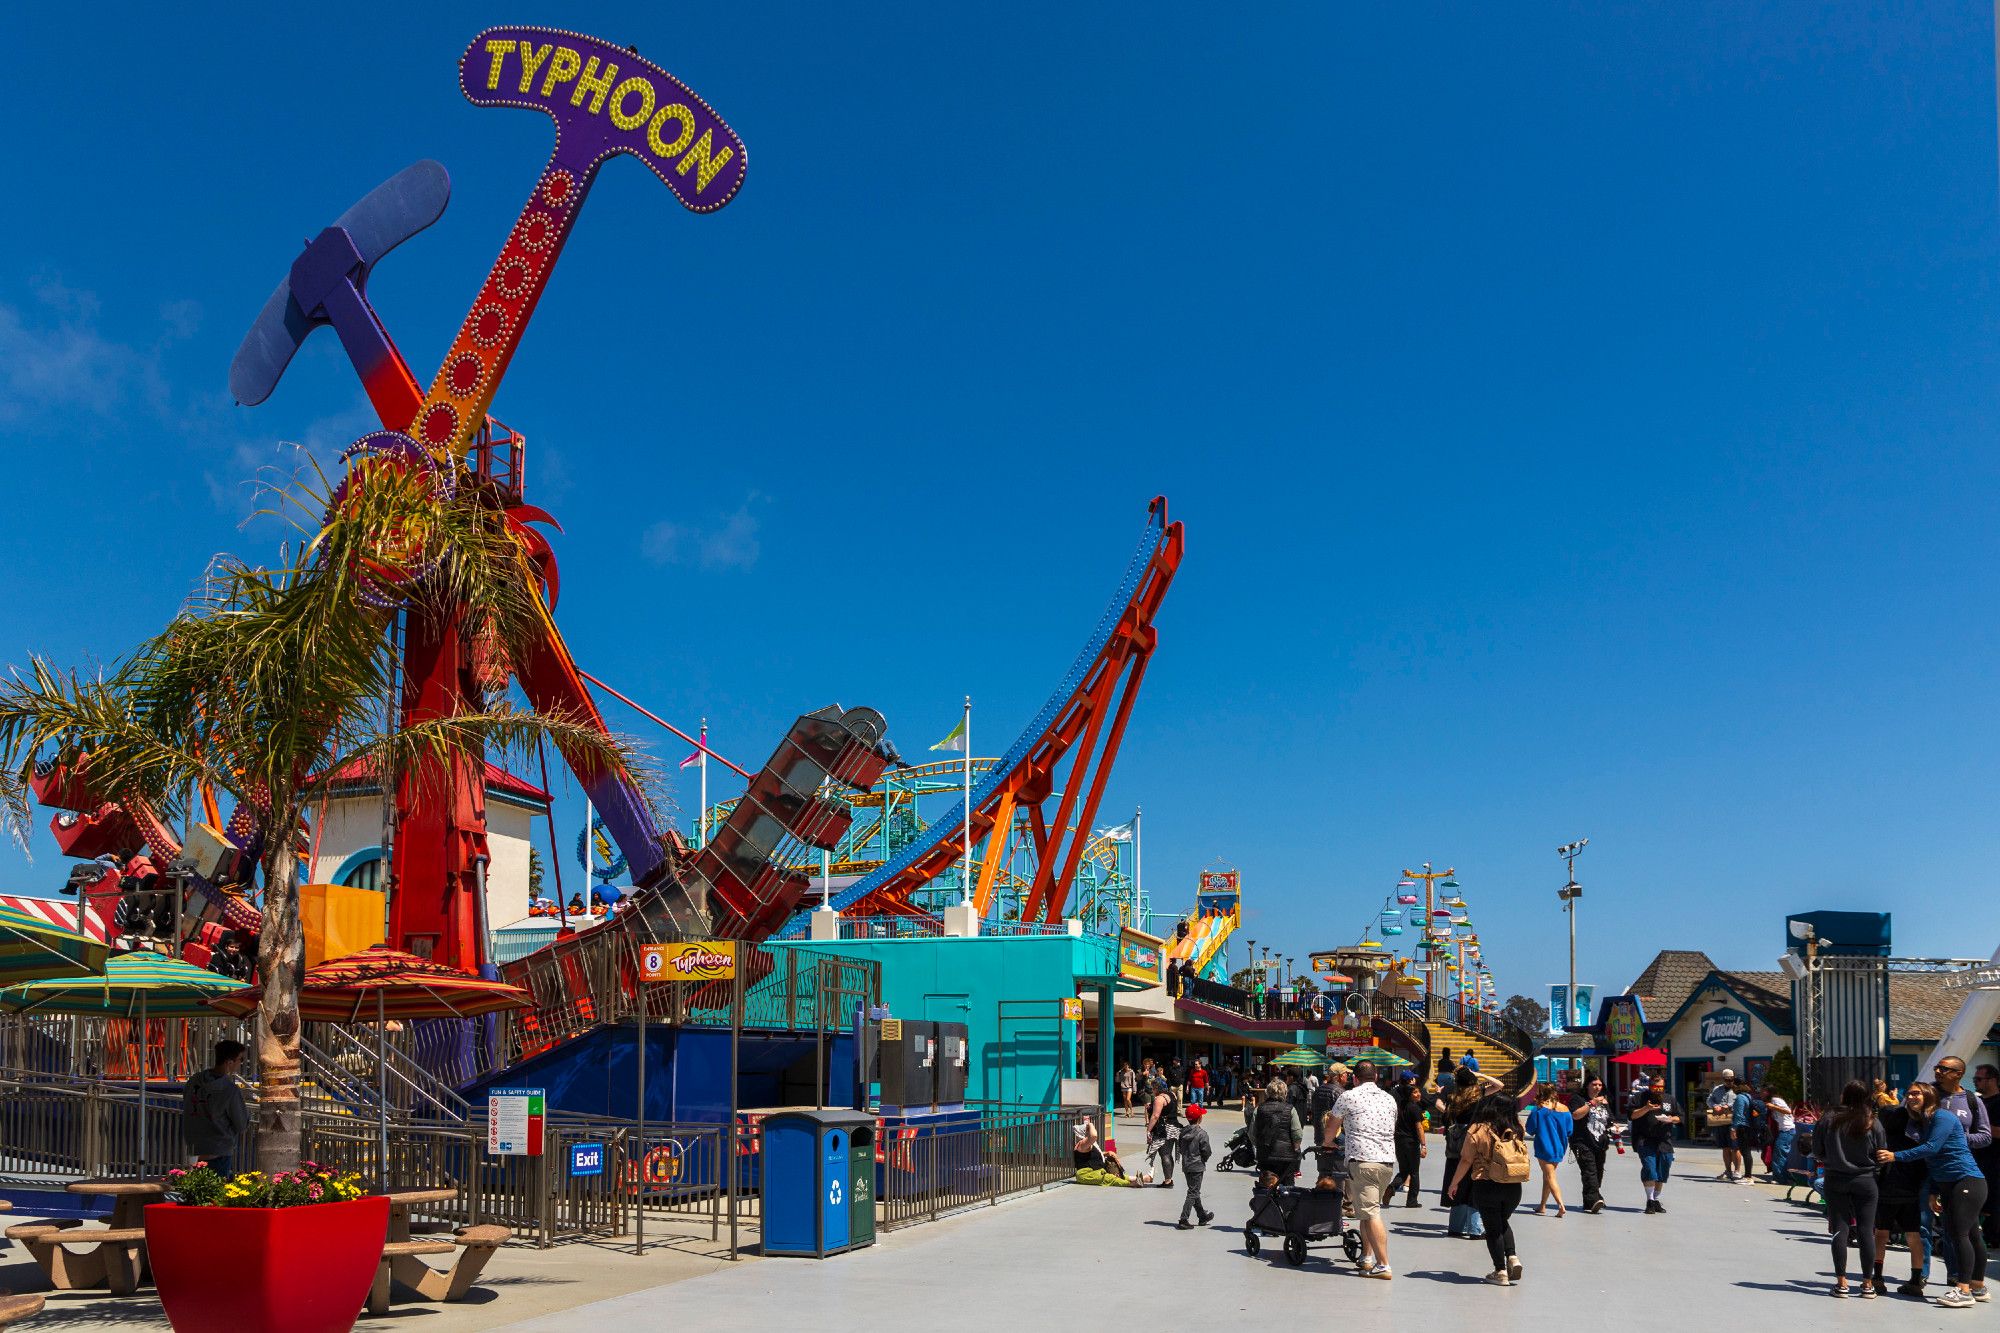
[145,1194,389,1333]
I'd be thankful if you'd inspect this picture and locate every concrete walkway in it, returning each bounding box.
[7,1135,1967,1330]
[493,1138,1967,1332]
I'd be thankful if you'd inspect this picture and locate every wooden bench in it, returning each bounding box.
[367,1225,510,1315]
[3,1221,146,1294]
[0,1292,45,1328]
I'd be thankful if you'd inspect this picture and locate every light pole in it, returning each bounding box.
[1557,838,1589,1078]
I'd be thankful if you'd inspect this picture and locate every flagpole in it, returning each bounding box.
[961,696,972,908]
[698,719,709,849]
[1135,805,1144,926]
[584,797,594,892]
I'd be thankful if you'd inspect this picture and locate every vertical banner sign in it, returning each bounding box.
[1573,984,1595,1029]
[489,1087,545,1156]
[1549,984,1569,1036]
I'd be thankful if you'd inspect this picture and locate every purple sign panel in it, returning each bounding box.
[460,27,748,213]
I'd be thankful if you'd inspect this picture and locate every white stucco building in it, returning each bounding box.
[308,759,551,934]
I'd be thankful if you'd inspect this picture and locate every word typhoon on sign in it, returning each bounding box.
[464,28,747,211]
[640,940,737,982]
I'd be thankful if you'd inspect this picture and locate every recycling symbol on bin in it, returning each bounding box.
[829,1178,843,1207]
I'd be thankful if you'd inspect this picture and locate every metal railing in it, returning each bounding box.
[875,1106,1074,1230]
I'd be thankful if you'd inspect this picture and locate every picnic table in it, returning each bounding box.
[1,1180,161,1294]
[371,1186,508,1315]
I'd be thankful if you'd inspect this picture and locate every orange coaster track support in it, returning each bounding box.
[833,499,1182,926]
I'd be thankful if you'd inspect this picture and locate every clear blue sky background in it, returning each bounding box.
[5,3,2000,1005]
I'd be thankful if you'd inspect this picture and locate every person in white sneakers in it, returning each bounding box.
[1328,1061,1400,1279]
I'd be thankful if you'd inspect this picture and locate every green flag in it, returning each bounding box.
[930,713,967,753]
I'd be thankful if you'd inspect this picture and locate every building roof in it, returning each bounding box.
[1887,970,1977,1043]
[320,757,550,806]
[1627,950,1720,1017]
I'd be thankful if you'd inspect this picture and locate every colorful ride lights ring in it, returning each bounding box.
[493,254,537,300]
[445,353,487,400]
[419,402,462,448]
[470,303,511,349]
[514,211,557,252]
[325,430,457,608]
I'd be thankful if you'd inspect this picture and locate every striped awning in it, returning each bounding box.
[0,895,109,943]
[0,904,109,984]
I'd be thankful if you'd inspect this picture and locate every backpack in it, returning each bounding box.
[1311,1082,1339,1122]
[1486,1132,1531,1184]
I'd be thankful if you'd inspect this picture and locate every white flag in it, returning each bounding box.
[1096,820,1136,843]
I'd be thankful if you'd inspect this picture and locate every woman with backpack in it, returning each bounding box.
[1449,1092,1531,1285]
[1815,1079,1887,1297]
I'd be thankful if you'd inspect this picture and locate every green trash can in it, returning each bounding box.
[849,1122,876,1247]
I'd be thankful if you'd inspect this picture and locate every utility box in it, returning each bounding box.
[761,1109,877,1258]
[877,1019,937,1113]
[934,1022,969,1106]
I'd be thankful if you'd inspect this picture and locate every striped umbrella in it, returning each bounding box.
[1270,1046,1329,1068]
[0,904,109,984]
[0,951,248,1171]
[209,946,530,1170]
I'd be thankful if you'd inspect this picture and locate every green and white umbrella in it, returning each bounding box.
[0,952,248,1171]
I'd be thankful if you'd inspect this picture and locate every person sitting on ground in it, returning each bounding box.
[182,1039,249,1178]
[1074,1110,1107,1171]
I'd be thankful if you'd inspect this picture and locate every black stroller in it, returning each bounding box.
[1244,1172,1365,1267]
[1216,1126,1257,1172]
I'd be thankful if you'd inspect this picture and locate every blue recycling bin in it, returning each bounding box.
[761,1108,877,1258]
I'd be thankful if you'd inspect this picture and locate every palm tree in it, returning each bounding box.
[0,448,663,1172]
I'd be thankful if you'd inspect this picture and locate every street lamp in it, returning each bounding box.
[1557,838,1588,1076]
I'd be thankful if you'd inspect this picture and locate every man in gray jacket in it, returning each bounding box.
[182,1040,249,1177]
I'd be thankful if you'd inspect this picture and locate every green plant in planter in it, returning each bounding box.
[163,1162,366,1208]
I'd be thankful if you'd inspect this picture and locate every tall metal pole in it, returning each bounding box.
[697,719,709,848]
[727,960,742,1259]
[636,959,647,1257]
[961,697,973,906]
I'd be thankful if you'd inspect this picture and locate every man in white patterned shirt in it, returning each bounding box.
[1329,1060,1401,1280]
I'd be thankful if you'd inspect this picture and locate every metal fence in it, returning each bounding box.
[874,1106,1075,1230]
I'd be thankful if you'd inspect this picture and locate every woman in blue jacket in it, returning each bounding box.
[1879,1096,1989,1308]
[1526,1086,1575,1217]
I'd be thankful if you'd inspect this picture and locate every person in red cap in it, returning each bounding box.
[1176,1104,1215,1230]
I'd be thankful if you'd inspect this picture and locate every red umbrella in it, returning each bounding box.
[1609,1046,1668,1066]
[211,947,531,1172]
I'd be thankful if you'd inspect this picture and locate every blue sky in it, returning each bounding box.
[5,3,2000,1004]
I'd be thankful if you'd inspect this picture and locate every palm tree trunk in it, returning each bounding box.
[254,841,304,1172]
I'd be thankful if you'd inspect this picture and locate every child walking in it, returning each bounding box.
[1177,1105,1215,1229]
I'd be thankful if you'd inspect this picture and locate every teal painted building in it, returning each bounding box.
[772,930,1142,1114]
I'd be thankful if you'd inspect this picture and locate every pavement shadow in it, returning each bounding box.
[1401,1269,1492,1285]
[1734,1279,1836,1297]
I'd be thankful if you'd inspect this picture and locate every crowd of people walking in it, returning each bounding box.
[1105,1048,1998,1303]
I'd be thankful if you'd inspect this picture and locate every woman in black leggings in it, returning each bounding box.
[1449,1093,1528,1286]
[1883,1092,1991,1308]
[1814,1081,1886,1297]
